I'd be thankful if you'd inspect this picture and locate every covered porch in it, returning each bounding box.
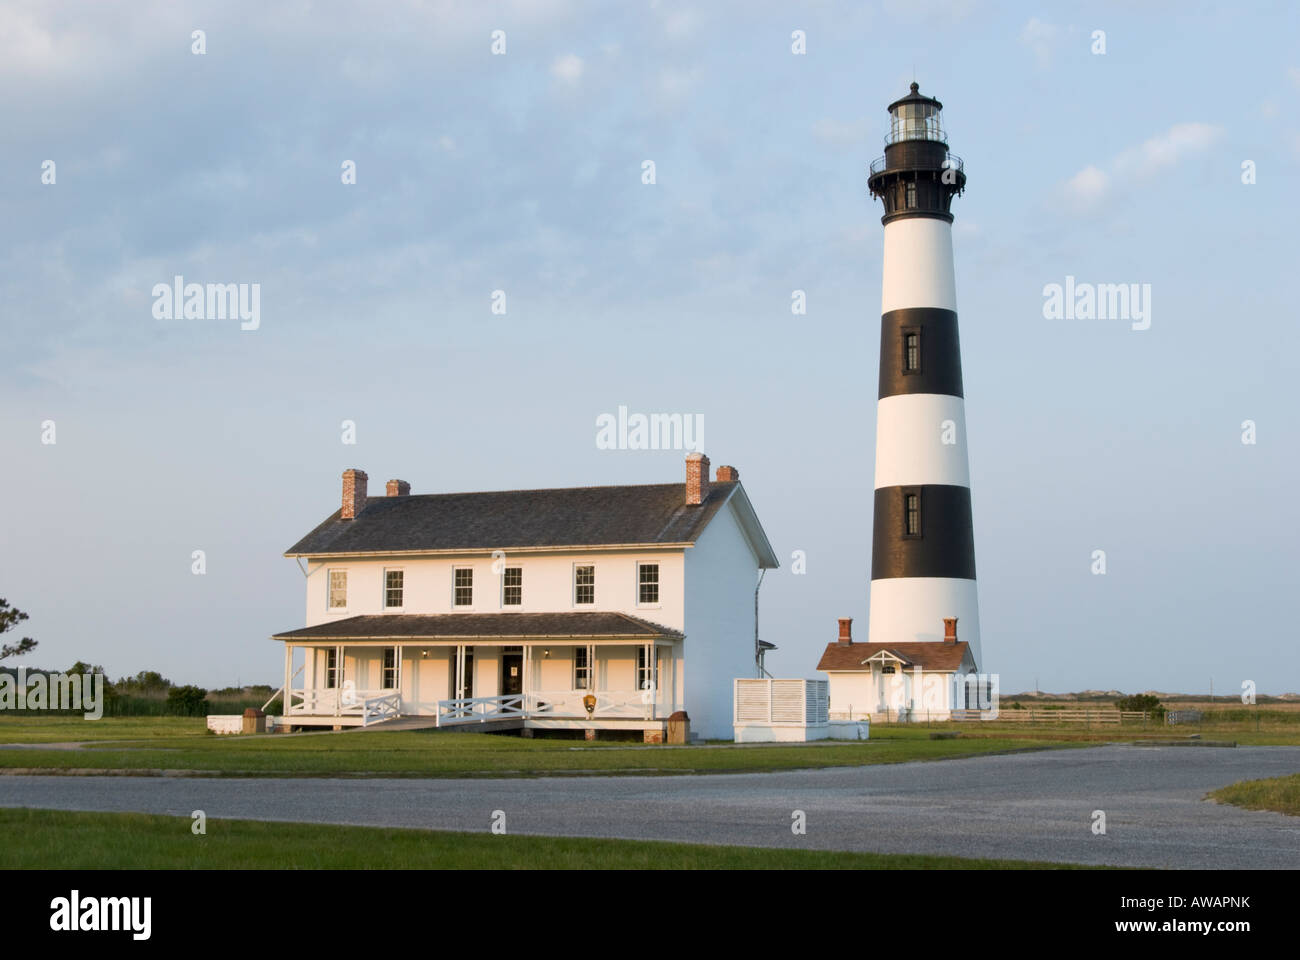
[271,613,686,738]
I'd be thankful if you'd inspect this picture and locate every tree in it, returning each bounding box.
[165,685,208,716]
[0,598,36,661]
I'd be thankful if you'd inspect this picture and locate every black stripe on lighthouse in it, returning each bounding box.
[878,307,964,399]
[871,484,976,580]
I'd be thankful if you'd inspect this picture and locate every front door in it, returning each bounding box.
[501,653,523,696]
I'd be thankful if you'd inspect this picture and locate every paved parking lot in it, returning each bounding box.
[3,744,1298,867]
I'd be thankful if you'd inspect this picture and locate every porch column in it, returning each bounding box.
[455,644,465,700]
[283,644,292,715]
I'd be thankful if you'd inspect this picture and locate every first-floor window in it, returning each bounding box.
[502,567,522,606]
[637,563,659,605]
[454,567,473,607]
[382,647,397,689]
[384,569,404,608]
[636,647,655,692]
[574,564,595,605]
[574,647,591,690]
[454,647,474,699]
[325,648,338,688]
[328,570,348,609]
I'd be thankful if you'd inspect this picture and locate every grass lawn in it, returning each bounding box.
[0,716,204,743]
[2,714,1294,779]
[0,717,1092,776]
[0,808,1089,869]
[1208,773,1300,817]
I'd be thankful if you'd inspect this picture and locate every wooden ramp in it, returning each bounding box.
[358,715,525,734]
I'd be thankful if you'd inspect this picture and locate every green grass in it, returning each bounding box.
[1208,773,1300,817]
[0,808,1087,869]
[3,713,1294,779]
[0,716,205,743]
[0,718,1090,777]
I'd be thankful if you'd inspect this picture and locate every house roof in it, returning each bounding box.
[272,612,683,642]
[285,481,769,558]
[817,641,972,673]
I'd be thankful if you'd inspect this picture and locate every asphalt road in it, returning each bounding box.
[3,744,1299,868]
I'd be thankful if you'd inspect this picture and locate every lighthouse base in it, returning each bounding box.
[867,577,980,664]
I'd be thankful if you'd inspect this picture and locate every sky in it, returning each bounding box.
[2,1,1297,696]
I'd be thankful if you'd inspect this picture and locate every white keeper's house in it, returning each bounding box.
[273,453,778,741]
[817,616,978,722]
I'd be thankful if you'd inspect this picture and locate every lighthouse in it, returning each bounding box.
[865,82,980,665]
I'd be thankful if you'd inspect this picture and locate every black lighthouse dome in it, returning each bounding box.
[867,82,965,224]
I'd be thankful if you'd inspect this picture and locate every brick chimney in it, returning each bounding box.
[685,452,710,506]
[385,479,411,497]
[943,617,958,644]
[837,617,853,645]
[715,465,739,482]
[341,469,368,519]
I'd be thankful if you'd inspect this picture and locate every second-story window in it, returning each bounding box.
[574,565,595,605]
[638,563,659,605]
[903,330,921,373]
[384,570,404,609]
[453,567,473,607]
[328,570,348,610]
[503,567,522,606]
[904,491,922,537]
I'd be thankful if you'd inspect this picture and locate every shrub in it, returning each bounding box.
[1115,693,1165,716]
[165,685,208,716]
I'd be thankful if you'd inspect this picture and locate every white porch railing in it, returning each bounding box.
[362,692,401,726]
[435,694,526,726]
[287,687,398,717]
[526,690,666,720]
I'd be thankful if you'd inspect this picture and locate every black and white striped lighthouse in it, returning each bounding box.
[865,82,980,664]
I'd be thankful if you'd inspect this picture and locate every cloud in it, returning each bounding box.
[1062,165,1110,208]
[1019,17,1059,67]
[550,53,584,84]
[1113,122,1223,178]
[1057,123,1220,214]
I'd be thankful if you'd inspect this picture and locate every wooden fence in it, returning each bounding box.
[948,709,1150,724]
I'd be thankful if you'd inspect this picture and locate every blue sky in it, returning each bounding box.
[2,1,1297,695]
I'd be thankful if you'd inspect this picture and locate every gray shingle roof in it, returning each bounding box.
[284,482,737,556]
[272,612,682,641]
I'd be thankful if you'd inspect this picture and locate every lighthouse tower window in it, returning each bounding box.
[903,330,921,373]
[903,491,922,538]
[905,181,917,209]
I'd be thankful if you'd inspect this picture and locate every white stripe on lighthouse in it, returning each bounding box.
[867,577,982,662]
[873,393,970,489]
[881,218,957,313]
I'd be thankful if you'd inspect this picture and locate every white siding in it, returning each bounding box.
[683,497,762,740]
[303,551,685,630]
